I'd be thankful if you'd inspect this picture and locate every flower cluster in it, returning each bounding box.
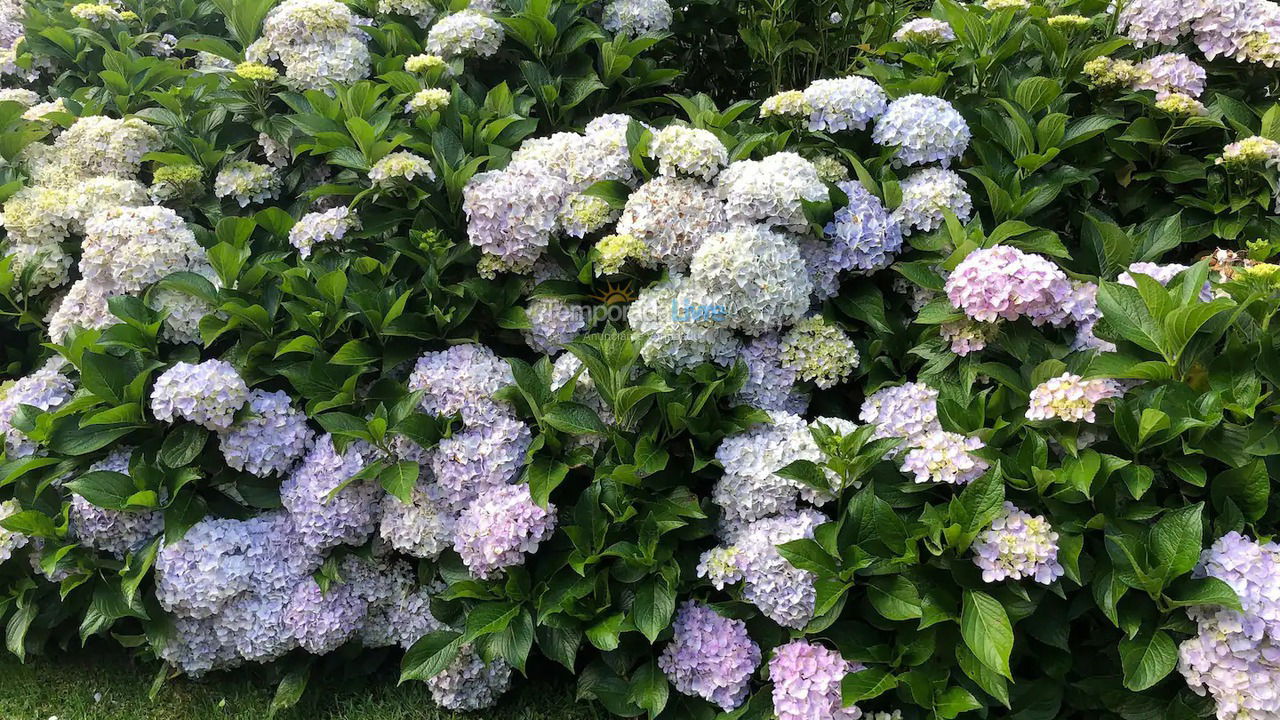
[68,449,165,557]
[213,161,281,207]
[245,0,370,90]
[426,10,504,59]
[770,640,864,720]
[658,601,761,711]
[288,206,359,258]
[602,0,673,34]
[0,357,73,457]
[872,94,971,167]
[894,18,956,43]
[454,483,556,579]
[1179,532,1280,720]
[150,360,249,431]
[900,430,988,485]
[648,125,728,181]
[972,502,1065,584]
[218,390,313,476]
[891,167,973,234]
[1025,373,1123,423]
[802,76,887,132]
[778,315,859,388]
[946,246,1078,326]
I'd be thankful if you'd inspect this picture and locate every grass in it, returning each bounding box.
[0,647,606,720]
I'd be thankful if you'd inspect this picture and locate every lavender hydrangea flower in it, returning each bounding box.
[431,413,531,510]
[946,246,1075,326]
[454,483,556,579]
[770,640,863,720]
[1179,532,1280,720]
[150,360,249,431]
[427,645,513,710]
[729,509,827,627]
[873,94,971,167]
[1133,53,1207,98]
[523,296,588,355]
[900,430,988,485]
[463,168,569,272]
[1026,373,1123,423]
[217,389,313,477]
[972,502,1065,584]
[802,76,888,132]
[155,517,260,618]
[68,449,163,557]
[1117,0,1202,45]
[0,499,29,563]
[284,576,368,654]
[378,480,455,559]
[659,601,761,711]
[941,319,994,356]
[0,357,73,457]
[279,435,379,551]
[823,180,903,274]
[407,344,514,423]
[734,333,808,415]
[891,167,972,234]
[859,382,941,444]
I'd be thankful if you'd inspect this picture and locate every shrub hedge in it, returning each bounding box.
[0,0,1279,718]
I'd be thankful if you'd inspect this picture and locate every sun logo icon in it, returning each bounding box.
[590,280,636,306]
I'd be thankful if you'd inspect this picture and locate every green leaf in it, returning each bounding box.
[159,425,208,468]
[1164,576,1243,611]
[1212,461,1269,521]
[628,660,669,719]
[66,470,138,511]
[330,340,380,366]
[867,576,923,621]
[1120,630,1178,691]
[633,573,676,644]
[400,630,463,682]
[525,456,569,507]
[463,602,519,642]
[378,461,418,504]
[961,590,1014,679]
[268,666,310,719]
[544,402,607,435]
[1150,503,1203,583]
[841,667,897,704]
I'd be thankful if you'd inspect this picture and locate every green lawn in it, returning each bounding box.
[0,649,604,720]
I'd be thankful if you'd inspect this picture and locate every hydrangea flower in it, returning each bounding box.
[648,125,728,181]
[427,10,504,58]
[717,152,827,229]
[463,167,568,270]
[872,94,971,167]
[712,412,827,524]
[279,435,380,551]
[760,90,810,118]
[218,389,313,476]
[155,518,260,617]
[288,206,359,258]
[778,316,859,389]
[859,382,941,443]
[1156,93,1208,116]
[427,645,513,710]
[378,480,455,559]
[46,279,115,344]
[0,357,73,457]
[891,167,972,234]
[602,0,673,34]
[894,18,955,43]
[524,296,588,355]
[629,273,740,370]
[378,0,435,26]
[1117,261,1215,301]
[658,601,761,711]
[559,192,617,238]
[824,180,903,274]
[1133,53,1206,98]
[770,640,863,720]
[0,499,29,563]
[81,205,204,295]
[946,246,1076,326]
[405,53,447,73]
[454,483,556,579]
[407,343,514,423]
[900,430,988,485]
[734,333,808,415]
[407,87,450,113]
[246,0,370,90]
[234,62,278,82]
[68,449,164,557]
[802,76,887,132]
[972,502,1065,584]
[941,319,995,356]
[1026,373,1123,423]
[432,414,532,510]
[726,509,828,627]
[593,233,652,275]
[369,151,436,186]
[214,161,280,207]
[49,114,159,180]
[615,175,728,270]
[284,576,367,654]
[150,360,249,431]
[690,224,812,334]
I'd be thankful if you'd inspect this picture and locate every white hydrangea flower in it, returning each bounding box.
[369,151,436,186]
[426,10,504,58]
[248,0,371,91]
[648,125,729,181]
[615,175,728,270]
[81,205,204,295]
[213,161,280,207]
[689,224,812,334]
[602,0,673,34]
[288,206,359,258]
[716,152,827,230]
[802,76,887,132]
[890,167,973,235]
[629,273,740,370]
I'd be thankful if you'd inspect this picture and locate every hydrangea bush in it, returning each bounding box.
[1,0,1279,719]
